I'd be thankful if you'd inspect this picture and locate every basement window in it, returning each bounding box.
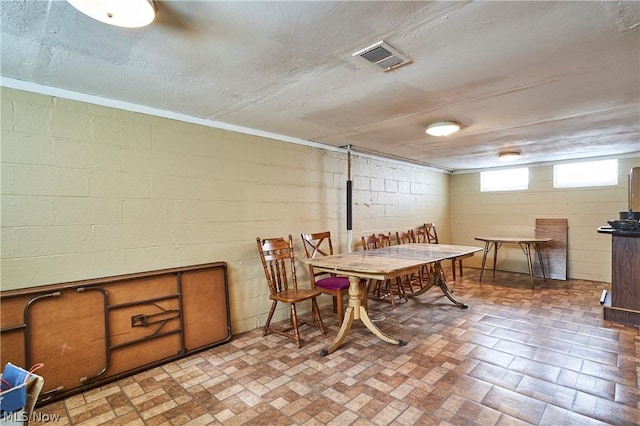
[481,168,529,192]
[554,159,618,188]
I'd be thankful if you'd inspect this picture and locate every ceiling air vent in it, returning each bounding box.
[352,40,412,71]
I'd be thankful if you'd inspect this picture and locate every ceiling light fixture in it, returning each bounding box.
[498,151,522,161]
[425,121,460,137]
[67,0,156,28]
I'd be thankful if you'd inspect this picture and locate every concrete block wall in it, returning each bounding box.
[450,157,640,283]
[0,87,449,334]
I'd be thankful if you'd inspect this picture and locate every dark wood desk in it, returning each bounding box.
[597,227,640,326]
[302,243,482,355]
[475,236,551,288]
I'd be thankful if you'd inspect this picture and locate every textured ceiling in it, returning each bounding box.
[1,1,639,171]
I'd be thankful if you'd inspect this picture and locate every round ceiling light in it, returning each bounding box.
[498,151,522,161]
[67,0,156,28]
[425,121,461,137]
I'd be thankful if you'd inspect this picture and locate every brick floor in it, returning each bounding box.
[29,268,639,425]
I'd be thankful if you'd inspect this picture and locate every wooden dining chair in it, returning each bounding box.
[395,230,414,245]
[378,232,393,247]
[361,233,382,250]
[424,222,439,244]
[411,226,428,243]
[256,235,325,348]
[424,222,473,280]
[301,231,367,325]
[423,222,448,279]
[361,234,406,308]
[395,230,424,293]
[411,226,435,280]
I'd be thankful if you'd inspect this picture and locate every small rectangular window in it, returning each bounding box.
[480,168,529,192]
[553,159,618,188]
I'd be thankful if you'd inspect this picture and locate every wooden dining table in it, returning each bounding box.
[302,243,482,356]
[474,236,552,289]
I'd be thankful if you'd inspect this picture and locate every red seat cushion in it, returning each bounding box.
[315,276,349,290]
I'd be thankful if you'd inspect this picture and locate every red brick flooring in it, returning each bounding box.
[30,268,639,425]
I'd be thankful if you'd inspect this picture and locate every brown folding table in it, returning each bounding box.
[474,236,551,288]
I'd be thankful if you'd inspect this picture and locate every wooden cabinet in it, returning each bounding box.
[0,262,231,405]
[603,234,640,326]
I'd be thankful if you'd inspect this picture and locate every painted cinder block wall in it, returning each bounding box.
[2,86,636,334]
[0,87,450,334]
[449,156,640,283]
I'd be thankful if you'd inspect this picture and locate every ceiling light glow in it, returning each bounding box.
[498,151,522,161]
[67,0,156,28]
[425,121,460,137]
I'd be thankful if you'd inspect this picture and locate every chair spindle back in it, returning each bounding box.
[424,223,439,244]
[257,235,298,295]
[396,230,413,245]
[411,227,428,243]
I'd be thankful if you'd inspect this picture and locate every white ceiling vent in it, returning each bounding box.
[352,40,412,71]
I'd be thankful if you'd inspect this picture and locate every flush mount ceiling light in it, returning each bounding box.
[67,0,156,28]
[425,121,461,137]
[498,151,522,161]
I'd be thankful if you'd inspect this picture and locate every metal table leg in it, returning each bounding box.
[534,243,548,282]
[479,241,490,282]
[519,242,535,289]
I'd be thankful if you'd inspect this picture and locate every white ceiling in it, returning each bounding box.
[2,1,639,172]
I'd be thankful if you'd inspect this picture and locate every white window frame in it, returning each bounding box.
[553,159,618,189]
[480,167,529,192]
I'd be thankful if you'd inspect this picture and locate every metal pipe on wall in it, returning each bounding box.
[631,167,640,212]
[347,146,353,253]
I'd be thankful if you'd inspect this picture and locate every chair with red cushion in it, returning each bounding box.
[301,231,366,325]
